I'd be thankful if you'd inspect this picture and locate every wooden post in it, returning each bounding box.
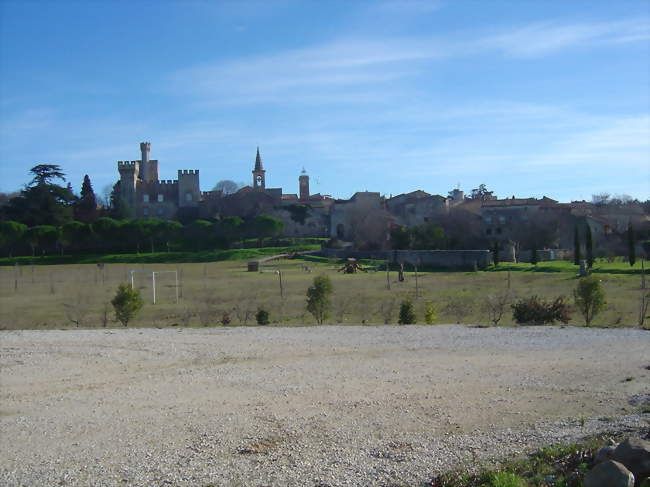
[386,261,390,290]
[175,271,179,304]
[179,268,184,299]
[414,264,419,299]
[277,270,284,298]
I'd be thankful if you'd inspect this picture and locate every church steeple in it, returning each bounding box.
[252,147,266,189]
[254,147,264,171]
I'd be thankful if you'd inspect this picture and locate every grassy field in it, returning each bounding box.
[0,254,647,330]
[0,244,322,266]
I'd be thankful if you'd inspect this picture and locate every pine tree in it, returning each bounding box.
[80,175,97,207]
[573,224,581,265]
[585,223,594,268]
[75,175,97,222]
[628,224,636,267]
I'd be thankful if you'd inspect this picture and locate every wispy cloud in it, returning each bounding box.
[478,19,650,57]
[167,18,649,106]
[167,37,445,105]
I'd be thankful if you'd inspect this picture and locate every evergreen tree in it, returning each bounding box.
[75,175,98,222]
[111,283,144,327]
[250,214,284,246]
[531,247,538,265]
[0,221,28,257]
[398,299,416,324]
[585,223,594,268]
[492,241,500,266]
[573,224,581,265]
[306,275,333,325]
[574,276,605,326]
[628,224,636,267]
[4,165,74,226]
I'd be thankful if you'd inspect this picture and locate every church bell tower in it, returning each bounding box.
[252,147,266,189]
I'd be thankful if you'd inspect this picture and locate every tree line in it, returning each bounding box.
[0,165,286,256]
[0,214,287,257]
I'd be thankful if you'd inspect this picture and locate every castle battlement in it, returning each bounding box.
[179,169,199,175]
[117,161,138,168]
[153,179,178,186]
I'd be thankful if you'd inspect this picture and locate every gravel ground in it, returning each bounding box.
[1,325,649,487]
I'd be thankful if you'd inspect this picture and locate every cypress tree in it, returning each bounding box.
[79,175,97,208]
[573,224,581,265]
[492,241,500,266]
[585,223,594,268]
[531,247,538,266]
[628,224,636,267]
[75,175,98,222]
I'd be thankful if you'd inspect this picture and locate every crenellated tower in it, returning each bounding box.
[252,147,266,189]
[117,160,139,210]
[139,141,159,182]
[178,170,200,207]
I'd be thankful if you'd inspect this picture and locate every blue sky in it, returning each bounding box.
[1,0,648,202]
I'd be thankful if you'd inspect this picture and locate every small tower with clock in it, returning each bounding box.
[252,147,266,190]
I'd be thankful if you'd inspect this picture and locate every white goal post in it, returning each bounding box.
[129,270,179,304]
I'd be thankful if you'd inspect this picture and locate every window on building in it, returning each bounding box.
[496,227,502,234]
[157,194,164,202]
[157,208,164,216]
[143,207,149,216]
[185,192,192,202]
[484,216,492,224]
[143,194,149,203]
[499,216,506,224]
[486,228,492,235]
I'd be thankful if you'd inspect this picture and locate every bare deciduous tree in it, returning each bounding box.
[213,180,241,195]
[63,293,89,327]
[483,291,511,326]
[233,293,257,325]
[377,297,398,324]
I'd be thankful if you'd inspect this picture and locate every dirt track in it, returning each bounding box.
[1,325,649,486]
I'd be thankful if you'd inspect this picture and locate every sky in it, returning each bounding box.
[1,0,649,203]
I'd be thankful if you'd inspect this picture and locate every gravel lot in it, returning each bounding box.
[1,325,649,487]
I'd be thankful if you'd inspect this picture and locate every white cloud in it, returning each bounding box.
[167,37,446,105]
[478,19,650,57]
[166,17,649,107]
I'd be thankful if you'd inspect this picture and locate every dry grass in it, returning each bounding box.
[0,259,645,329]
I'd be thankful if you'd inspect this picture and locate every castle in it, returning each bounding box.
[116,142,334,235]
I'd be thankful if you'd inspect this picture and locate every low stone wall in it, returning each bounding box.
[319,249,492,269]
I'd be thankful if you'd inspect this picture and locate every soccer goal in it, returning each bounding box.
[129,269,179,304]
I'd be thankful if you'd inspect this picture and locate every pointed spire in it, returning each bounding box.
[254,147,264,171]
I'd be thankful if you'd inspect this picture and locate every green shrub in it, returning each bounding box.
[255,308,270,325]
[511,295,572,325]
[398,299,416,324]
[306,275,333,324]
[573,276,605,326]
[487,472,525,487]
[111,283,143,327]
[424,301,438,324]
